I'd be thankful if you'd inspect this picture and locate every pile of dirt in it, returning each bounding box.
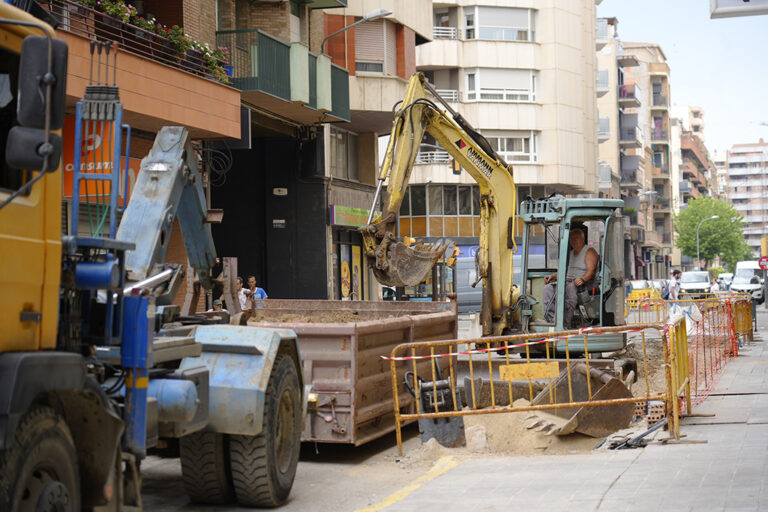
[462,399,601,455]
[248,310,395,324]
[400,399,602,466]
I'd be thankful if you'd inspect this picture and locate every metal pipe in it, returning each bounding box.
[123,268,174,296]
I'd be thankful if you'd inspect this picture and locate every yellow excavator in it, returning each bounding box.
[361,73,518,337]
[362,72,628,353]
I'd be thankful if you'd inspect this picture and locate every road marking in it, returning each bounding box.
[354,456,460,512]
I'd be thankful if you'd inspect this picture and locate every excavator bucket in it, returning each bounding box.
[528,363,634,438]
[371,239,452,288]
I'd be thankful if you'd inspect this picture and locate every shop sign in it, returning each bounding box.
[331,205,379,227]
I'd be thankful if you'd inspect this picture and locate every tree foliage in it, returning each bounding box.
[674,197,751,271]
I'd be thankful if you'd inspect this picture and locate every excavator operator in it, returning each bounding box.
[542,226,599,327]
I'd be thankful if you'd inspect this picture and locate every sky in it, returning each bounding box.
[596,0,768,155]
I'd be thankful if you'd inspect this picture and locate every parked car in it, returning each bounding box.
[730,261,765,304]
[679,271,711,298]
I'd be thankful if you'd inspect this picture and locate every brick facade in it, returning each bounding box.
[324,14,356,75]
[396,25,415,79]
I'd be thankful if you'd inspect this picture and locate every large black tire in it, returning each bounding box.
[229,354,301,507]
[0,406,80,512]
[179,431,234,504]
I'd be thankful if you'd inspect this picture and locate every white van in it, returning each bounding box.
[730,260,765,303]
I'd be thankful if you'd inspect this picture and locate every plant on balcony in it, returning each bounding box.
[69,0,230,84]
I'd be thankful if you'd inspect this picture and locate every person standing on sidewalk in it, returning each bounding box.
[669,269,681,303]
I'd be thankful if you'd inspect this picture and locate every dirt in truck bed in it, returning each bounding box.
[248,310,398,324]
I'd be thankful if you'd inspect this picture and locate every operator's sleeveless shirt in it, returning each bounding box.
[565,247,588,281]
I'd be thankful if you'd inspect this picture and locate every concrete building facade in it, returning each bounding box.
[727,140,768,257]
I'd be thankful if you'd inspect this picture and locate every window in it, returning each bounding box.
[399,184,482,237]
[329,127,359,181]
[356,62,383,73]
[464,12,475,39]
[464,68,537,102]
[354,19,396,75]
[464,7,535,42]
[653,151,665,169]
[486,132,538,163]
[0,47,26,193]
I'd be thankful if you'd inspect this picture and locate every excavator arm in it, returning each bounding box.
[362,73,518,335]
[116,126,217,291]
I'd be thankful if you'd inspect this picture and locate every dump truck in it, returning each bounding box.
[0,4,302,509]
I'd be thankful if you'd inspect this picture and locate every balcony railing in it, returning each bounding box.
[596,69,609,95]
[651,129,669,141]
[652,93,669,107]
[435,89,461,102]
[42,0,216,80]
[653,198,671,210]
[216,29,350,121]
[619,125,641,144]
[467,88,534,102]
[596,18,609,48]
[330,64,350,121]
[618,83,641,102]
[433,26,459,39]
[416,148,451,164]
[679,181,693,194]
[598,117,610,142]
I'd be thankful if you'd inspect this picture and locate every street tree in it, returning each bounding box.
[673,196,749,270]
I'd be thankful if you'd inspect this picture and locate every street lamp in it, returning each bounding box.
[696,215,719,270]
[321,8,393,53]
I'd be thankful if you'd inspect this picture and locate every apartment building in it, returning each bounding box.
[387,0,598,263]
[672,105,706,142]
[623,42,673,279]
[727,140,768,257]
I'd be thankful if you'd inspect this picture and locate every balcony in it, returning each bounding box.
[216,29,350,124]
[435,89,461,102]
[652,164,670,179]
[619,126,642,148]
[598,117,610,143]
[649,62,669,76]
[651,129,669,143]
[467,87,535,102]
[653,198,671,213]
[43,0,241,138]
[599,164,613,190]
[620,171,641,189]
[415,147,451,164]
[643,230,662,248]
[596,18,610,50]
[618,83,641,108]
[651,93,669,109]
[434,26,459,40]
[680,180,699,199]
[616,44,639,67]
[596,69,609,97]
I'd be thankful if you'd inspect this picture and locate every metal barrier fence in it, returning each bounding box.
[386,294,753,454]
[386,325,668,455]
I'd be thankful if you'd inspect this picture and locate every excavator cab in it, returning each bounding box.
[518,197,626,354]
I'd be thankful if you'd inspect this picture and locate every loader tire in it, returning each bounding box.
[229,354,301,507]
[0,406,80,512]
[180,431,235,504]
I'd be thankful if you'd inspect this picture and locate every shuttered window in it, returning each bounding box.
[355,19,384,71]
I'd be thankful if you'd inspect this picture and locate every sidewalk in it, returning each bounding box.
[368,311,768,512]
